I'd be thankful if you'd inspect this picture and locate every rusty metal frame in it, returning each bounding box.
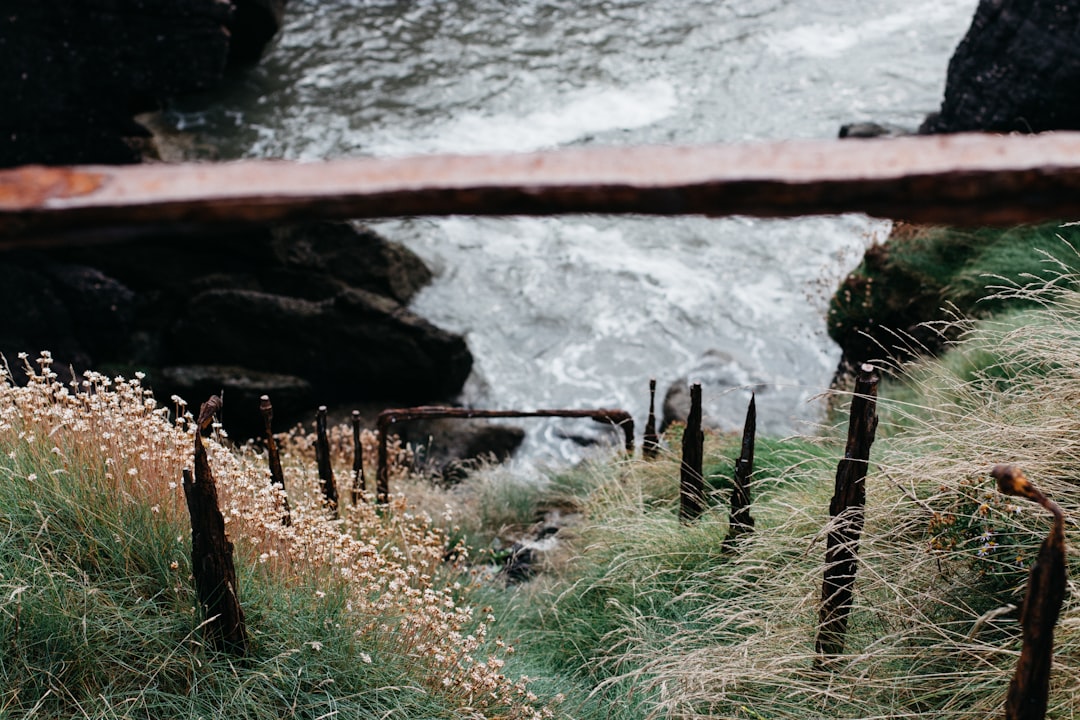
[8,133,1080,245]
[374,406,634,499]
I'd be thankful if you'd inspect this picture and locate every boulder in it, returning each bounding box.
[229,0,287,66]
[661,350,765,431]
[269,222,432,304]
[156,364,312,438]
[920,0,1080,134]
[43,264,137,361]
[169,287,472,403]
[0,262,89,380]
[397,418,526,480]
[0,0,287,167]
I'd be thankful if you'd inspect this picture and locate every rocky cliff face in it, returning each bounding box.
[0,0,285,167]
[0,221,473,437]
[920,0,1080,133]
[830,0,1080,375]
[1,4,483,447]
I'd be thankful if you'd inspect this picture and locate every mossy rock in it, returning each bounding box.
[828,222,1080,367]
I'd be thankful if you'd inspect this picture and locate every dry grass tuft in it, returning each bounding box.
[0,351,556,718]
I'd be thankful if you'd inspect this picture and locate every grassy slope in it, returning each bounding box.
[5,226,1080,719]
[0,367,550,719]
[828,222,1080,364]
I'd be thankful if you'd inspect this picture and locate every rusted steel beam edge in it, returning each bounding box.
[377,407,632,421]
[6,133,1080,242]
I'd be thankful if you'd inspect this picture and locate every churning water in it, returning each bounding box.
[169,0,979,462]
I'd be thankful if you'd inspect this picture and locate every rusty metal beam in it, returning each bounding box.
[6,132,1080,244]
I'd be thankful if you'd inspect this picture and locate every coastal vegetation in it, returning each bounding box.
[2,225,1080,718]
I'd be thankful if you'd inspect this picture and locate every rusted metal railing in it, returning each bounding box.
[375,406,634,501]
[9,133,1080,245]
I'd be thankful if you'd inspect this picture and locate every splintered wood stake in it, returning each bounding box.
[992,464,1067,720]
[315,405,338,514]
[643,378,660,460]
[816,364,878,664]
[183,396,247,656]
[724,392,757,547]
[259,395,291,526]
[679,383,705,523]
[352,410,366,504]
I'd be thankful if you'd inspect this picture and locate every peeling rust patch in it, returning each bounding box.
[0,166,104,208]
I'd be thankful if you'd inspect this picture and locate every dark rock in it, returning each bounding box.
[169,287,472,403]
[43,264,136,360]
[269,223,433,304]
[920,0,1080,134]
[661,350,764,432]
[498,524,562,585]
[398,418,526,480]
[838,122,911,139]
[228,0,287,66]
[156,364,312,438]
[0,262,89,379]
[30,221,464,417]
[1,0,286,168]
[826,230,951,370]
[0,0,233,167]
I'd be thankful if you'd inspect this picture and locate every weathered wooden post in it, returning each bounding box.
[643,378,660,460]
[183,395,248,656]
[376,413,392,503]
[815,363,878,664]
[992,465,1068,720]
[724,393,756,547]
[679,382,706,523]
[259,395,291,526]
[351,410,366,504]
[315,406,338,514]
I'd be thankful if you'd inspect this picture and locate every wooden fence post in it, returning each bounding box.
[351,410,366,504]
[315,405,338,514]
[679,383,705,523]
[815,363,879,663]
[724,393,756,547]
[643,378,660,460]
[259,395,291,526]
[992,465,1068,720]
[183,395,248,656]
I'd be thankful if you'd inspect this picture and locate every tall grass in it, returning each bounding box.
[0,354,555,718]
[491,270,1080,719]
[7,260,1080,719]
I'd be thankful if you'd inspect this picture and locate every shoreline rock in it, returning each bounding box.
[1,0,286,168]
[919,0,1080,134]
[0,222,475,439]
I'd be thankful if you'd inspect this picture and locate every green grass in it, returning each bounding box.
[828,222,1080,363]
[6,225,1080,719]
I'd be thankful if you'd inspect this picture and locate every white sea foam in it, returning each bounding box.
[370,79,678,155]
[765,1,974,58]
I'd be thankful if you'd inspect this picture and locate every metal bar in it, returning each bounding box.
[7,133,1080,244]
[374,406,634,499]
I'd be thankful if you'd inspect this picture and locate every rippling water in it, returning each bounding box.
[169,0,978,462]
